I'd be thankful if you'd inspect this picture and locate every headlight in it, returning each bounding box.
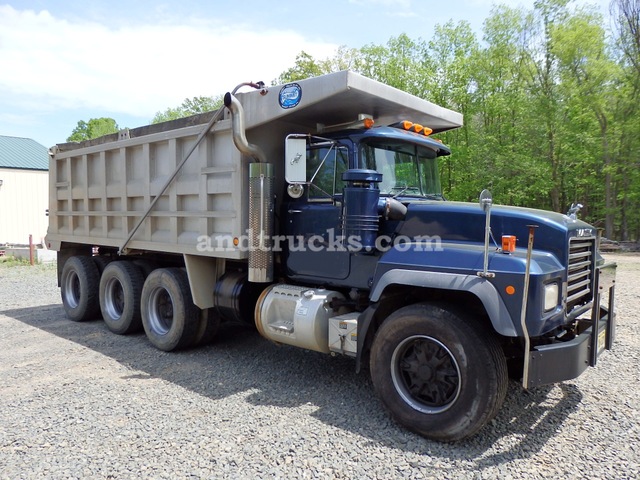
[544,282,559,311]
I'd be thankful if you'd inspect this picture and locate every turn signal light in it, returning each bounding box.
[502,235,516,253]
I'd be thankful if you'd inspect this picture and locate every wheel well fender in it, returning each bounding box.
[356,270,518,370]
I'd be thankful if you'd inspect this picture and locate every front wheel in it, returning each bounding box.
[370,303,508,442]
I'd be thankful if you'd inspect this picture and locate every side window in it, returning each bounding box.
[306,145,349,200]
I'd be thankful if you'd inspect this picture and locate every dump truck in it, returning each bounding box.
[46,71,616,441]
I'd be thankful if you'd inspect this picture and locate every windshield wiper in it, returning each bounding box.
[391,186,420,198]
[387,188,443,200]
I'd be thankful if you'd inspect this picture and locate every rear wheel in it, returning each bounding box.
[193,308,221,346]
[141,268,199,351]
[133,259,158,279]
[370,303,508,442]
[99,261,145,334]
[92,255,112,275]
[60,256,101,322]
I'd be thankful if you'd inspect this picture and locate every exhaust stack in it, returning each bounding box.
[224,92,274,283]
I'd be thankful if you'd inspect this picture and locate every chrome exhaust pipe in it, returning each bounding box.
[248,162,274,282]
[224,92,266,163]
[224,92,273,282]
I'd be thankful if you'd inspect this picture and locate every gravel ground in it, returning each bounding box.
[0,254,638,479]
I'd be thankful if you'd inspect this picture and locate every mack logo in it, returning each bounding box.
[576,228,594,237]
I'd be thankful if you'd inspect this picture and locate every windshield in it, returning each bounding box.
[360,140,443,198]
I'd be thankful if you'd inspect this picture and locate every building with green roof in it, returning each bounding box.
[0,135,50,246]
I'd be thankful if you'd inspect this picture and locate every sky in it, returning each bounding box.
[0,0,611,148]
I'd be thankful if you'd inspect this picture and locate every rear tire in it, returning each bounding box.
[99,261,145,334]
[370,303,508,442]
[92,255,112,275]
[141,268,199,351]
[133,259,158,279]
[193,308,221,346]
[60,256,101,322]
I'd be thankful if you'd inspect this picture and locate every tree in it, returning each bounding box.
[356,34,428,96]
[270,3,640,240]
[552,6,618,237]
[274,51,327,84]
[275,46,362,85]
[67,117,119,142]
[610,0,640,239]
[426,21,479,201]
[152,95,223,124]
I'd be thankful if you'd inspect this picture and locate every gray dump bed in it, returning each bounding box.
[46,71,462,259]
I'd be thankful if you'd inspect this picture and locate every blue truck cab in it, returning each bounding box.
[275,115,616,441]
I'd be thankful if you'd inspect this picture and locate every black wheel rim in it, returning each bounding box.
[391,335,461,414]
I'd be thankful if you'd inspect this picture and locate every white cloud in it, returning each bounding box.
[0,5,338,117]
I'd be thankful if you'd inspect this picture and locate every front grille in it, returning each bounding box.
[567,238,595,310]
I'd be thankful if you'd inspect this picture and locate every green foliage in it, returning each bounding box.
[67,117,119,142]
[275,51,329,84]
[271,0,640,240]
[152,95,223,124]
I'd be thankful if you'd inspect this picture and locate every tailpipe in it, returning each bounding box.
[224,92,266,163]
[224,92,273,282]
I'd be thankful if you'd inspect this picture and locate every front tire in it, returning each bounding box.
[370,303,508,442]
[141,268,199,351]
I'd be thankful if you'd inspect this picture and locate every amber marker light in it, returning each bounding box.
[233,237,240,247]
[506,285,516,295]
[364,118,375,129]
[401,120,413,130]
[502,235,516,253]
[422,127,433,136]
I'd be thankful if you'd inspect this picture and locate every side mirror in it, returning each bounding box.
[479,189,493,212]
[285,136,307,183]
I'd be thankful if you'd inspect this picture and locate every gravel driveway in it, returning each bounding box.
[0,254,638,479]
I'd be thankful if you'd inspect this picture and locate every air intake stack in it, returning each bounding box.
[342,169,382,253]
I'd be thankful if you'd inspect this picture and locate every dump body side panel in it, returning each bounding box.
[47,121,249,259]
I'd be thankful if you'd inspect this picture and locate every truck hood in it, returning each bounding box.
[396,200,597,265]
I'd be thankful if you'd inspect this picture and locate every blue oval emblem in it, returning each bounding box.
[279,83,302,109]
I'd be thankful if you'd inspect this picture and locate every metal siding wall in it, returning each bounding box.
[0,168,49,245]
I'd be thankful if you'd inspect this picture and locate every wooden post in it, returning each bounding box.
[29,234,34,266]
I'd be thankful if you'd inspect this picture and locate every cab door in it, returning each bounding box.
[283,142,350,280]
